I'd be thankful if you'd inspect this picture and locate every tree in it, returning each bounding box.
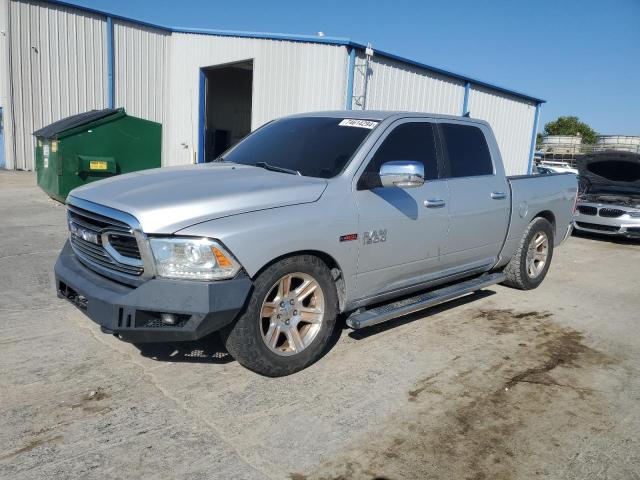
[542,116,597,145]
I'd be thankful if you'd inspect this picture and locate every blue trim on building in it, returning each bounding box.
[527,103,541,174]
[174,27,355,46]
[106,16,114,108]
[43,0,175,32]
[197,69,206,164]
[462,81,470,115]
[345,49,356,110]
[44,0,545,105]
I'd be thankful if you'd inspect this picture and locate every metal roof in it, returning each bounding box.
[45,0,545,104]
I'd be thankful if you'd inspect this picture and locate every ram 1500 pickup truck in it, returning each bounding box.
[55,111,578,376]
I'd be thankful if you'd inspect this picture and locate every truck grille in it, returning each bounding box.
[575,221,620,233]
[577,205,597,216]
[106,233,141,259]
[67,205,144,276]
[598,208,625,218]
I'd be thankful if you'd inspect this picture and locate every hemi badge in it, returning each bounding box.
[339,233,358,242]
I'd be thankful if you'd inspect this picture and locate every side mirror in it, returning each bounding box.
[379,161,425,188]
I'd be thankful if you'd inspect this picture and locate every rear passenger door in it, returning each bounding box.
[437,121,510,273]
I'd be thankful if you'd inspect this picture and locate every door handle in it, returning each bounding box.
[491,191,507,200]
[424,198,446,208]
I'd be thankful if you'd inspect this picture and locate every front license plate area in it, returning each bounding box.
[58,281,88,310]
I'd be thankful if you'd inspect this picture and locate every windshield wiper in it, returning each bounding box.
[254,162,301,176]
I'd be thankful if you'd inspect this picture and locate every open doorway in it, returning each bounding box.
[200,60,253,163]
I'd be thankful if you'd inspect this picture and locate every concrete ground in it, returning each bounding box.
[1,170,639,480]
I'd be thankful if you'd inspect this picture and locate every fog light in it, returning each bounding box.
[160,313,178,325]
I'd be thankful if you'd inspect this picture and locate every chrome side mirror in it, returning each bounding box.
[379,161,425,188]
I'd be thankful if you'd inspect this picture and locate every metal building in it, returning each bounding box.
[0,0,545,175]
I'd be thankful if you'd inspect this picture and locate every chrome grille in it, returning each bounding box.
[67,205,144,276]
[106,233,141,259]
[599,208,625,218]
[577,205,597,216]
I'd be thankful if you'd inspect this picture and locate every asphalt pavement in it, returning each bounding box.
[1,171,639,480]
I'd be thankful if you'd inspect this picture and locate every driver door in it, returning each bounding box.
[353,119,450,301]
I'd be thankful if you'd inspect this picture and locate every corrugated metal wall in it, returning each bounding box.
[7,0,107,170]
[0,0,14,168]
[351,53,466,115]
[0,0,8,105]
[352,52,536,175]
[468,85,536,175]
[113,20,170,124]
[165,33,348,166]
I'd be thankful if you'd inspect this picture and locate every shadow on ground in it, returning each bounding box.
[133,290,498,365]
[133,333,233,364]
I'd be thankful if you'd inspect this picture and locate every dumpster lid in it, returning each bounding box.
[33,108,121,138]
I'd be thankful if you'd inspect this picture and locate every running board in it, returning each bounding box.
[346,272,505,330]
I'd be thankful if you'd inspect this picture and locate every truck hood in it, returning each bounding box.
[577,151,640,190]
[69,163,328,233]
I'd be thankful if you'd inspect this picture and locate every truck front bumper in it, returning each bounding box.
[54,240,252,343]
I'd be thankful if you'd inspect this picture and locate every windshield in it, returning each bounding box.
[221,117,375,178]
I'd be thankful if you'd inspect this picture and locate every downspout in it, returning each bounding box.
[527,102,541,174]
[3,0,17,169]
[345,47,355,110]
[462,81,470,116]
[106,16,114,108]
[361,43,373,110]
[197,69,205,163]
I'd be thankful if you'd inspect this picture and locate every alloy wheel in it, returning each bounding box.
[259,272,325,356]
[526,231,549,278]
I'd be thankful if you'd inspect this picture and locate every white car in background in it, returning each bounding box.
[573,152,640,238]
[536,161,579,175]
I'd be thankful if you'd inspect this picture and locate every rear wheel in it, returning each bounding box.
[503,217,554,290]
[221,255,338,376]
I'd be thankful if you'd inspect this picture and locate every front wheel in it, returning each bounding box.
[502,217,554,290]
[221,255,338,376]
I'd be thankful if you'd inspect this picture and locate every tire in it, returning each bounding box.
[221,255,338,377]
[502,217,555,290]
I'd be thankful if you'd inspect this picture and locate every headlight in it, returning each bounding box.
[149,237,241,280]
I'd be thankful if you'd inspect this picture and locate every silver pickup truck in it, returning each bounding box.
[55,111,578,376]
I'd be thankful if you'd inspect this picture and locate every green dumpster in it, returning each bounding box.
[33,108,161,202]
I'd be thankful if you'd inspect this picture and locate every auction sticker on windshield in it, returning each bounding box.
[339,119,379,129]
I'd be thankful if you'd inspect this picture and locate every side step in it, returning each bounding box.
[346,272,505,330]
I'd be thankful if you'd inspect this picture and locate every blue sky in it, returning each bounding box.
[70,0,639,135]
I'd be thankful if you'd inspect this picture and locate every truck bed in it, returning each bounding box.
[499,172,578,263]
